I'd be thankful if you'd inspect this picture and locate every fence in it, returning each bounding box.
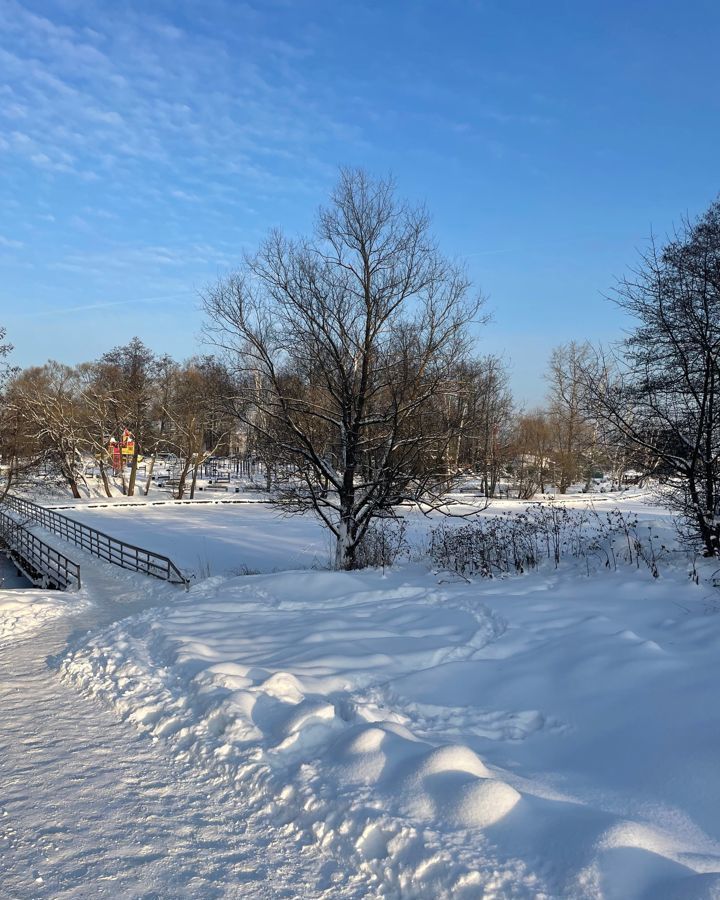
[2,495,189,587]
[0,511,81,590]
[202,455,266,478]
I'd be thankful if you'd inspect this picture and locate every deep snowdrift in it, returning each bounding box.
[0,588,89,641]
[59,553,720,899]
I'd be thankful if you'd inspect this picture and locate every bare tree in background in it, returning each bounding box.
[10,362,87,498]
[583,199,720,555]
[76,362,121,498]
[204,169,484,569]
[436,355,512,497]
[165,358,233,500]
[510,411,553,499]
[468,355,513,497]
[98,338,158,496]
[547,341,596,493]
[0,328,40,500]
[141,355,177,495]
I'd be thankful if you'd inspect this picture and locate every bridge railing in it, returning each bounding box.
[0,510,81,590]
[2,495,188,587]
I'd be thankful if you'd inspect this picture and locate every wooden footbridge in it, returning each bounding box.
[0,495,189,591]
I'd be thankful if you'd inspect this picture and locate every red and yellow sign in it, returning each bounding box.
[120,428,135,456]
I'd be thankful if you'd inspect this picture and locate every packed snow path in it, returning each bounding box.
[0,570,347,899]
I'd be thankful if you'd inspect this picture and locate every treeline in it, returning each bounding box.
[0,341,235,501]
[0,334,631,504]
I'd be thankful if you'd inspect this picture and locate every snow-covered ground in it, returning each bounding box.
[3,492,720,897]
[50,489,662,582]
[56,500,331,578]
[0,587,85,641]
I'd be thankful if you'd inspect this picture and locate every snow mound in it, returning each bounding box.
[411,743,492,779]
[393,744,519,828]
[331,721,423,785]
[0,589,85,641]
[60,568,536,896]
[447,778,521,828]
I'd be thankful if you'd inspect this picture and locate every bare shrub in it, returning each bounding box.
[355,518,409,571]
[429,505,669,580]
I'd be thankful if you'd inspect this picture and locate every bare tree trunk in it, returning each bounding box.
[97,460,112,498]
[143,453,156,496]
[189,459,200,500]
[127,451,139,496]
[334,511,357,570]
[176,458,192,500]
[58,453,83,499]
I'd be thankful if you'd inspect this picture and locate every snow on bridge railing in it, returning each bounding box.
[2,495,189,588]
[0,509,81,590]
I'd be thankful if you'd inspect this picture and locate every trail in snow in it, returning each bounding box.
[0,561,354,900]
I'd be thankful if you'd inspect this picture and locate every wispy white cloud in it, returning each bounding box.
[8,292,195,319]
[0,0,361,336]
[0,0,353,191]
[0,235,24,248]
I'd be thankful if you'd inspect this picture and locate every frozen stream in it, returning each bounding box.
[61,501,331,579]
[0,552,33,588]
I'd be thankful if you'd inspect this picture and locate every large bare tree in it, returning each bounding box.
[204,169,484,569]
[584,199,720,555]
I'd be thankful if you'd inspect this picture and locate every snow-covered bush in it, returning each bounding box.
[355,518,409,570]
[429,506,670,579]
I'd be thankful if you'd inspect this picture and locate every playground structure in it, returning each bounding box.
[151,454,267,495]
[108,429,138,474]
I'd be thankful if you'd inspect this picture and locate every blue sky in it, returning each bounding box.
[1,0,718,406]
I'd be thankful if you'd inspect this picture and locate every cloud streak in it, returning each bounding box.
[0,0,351,191]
